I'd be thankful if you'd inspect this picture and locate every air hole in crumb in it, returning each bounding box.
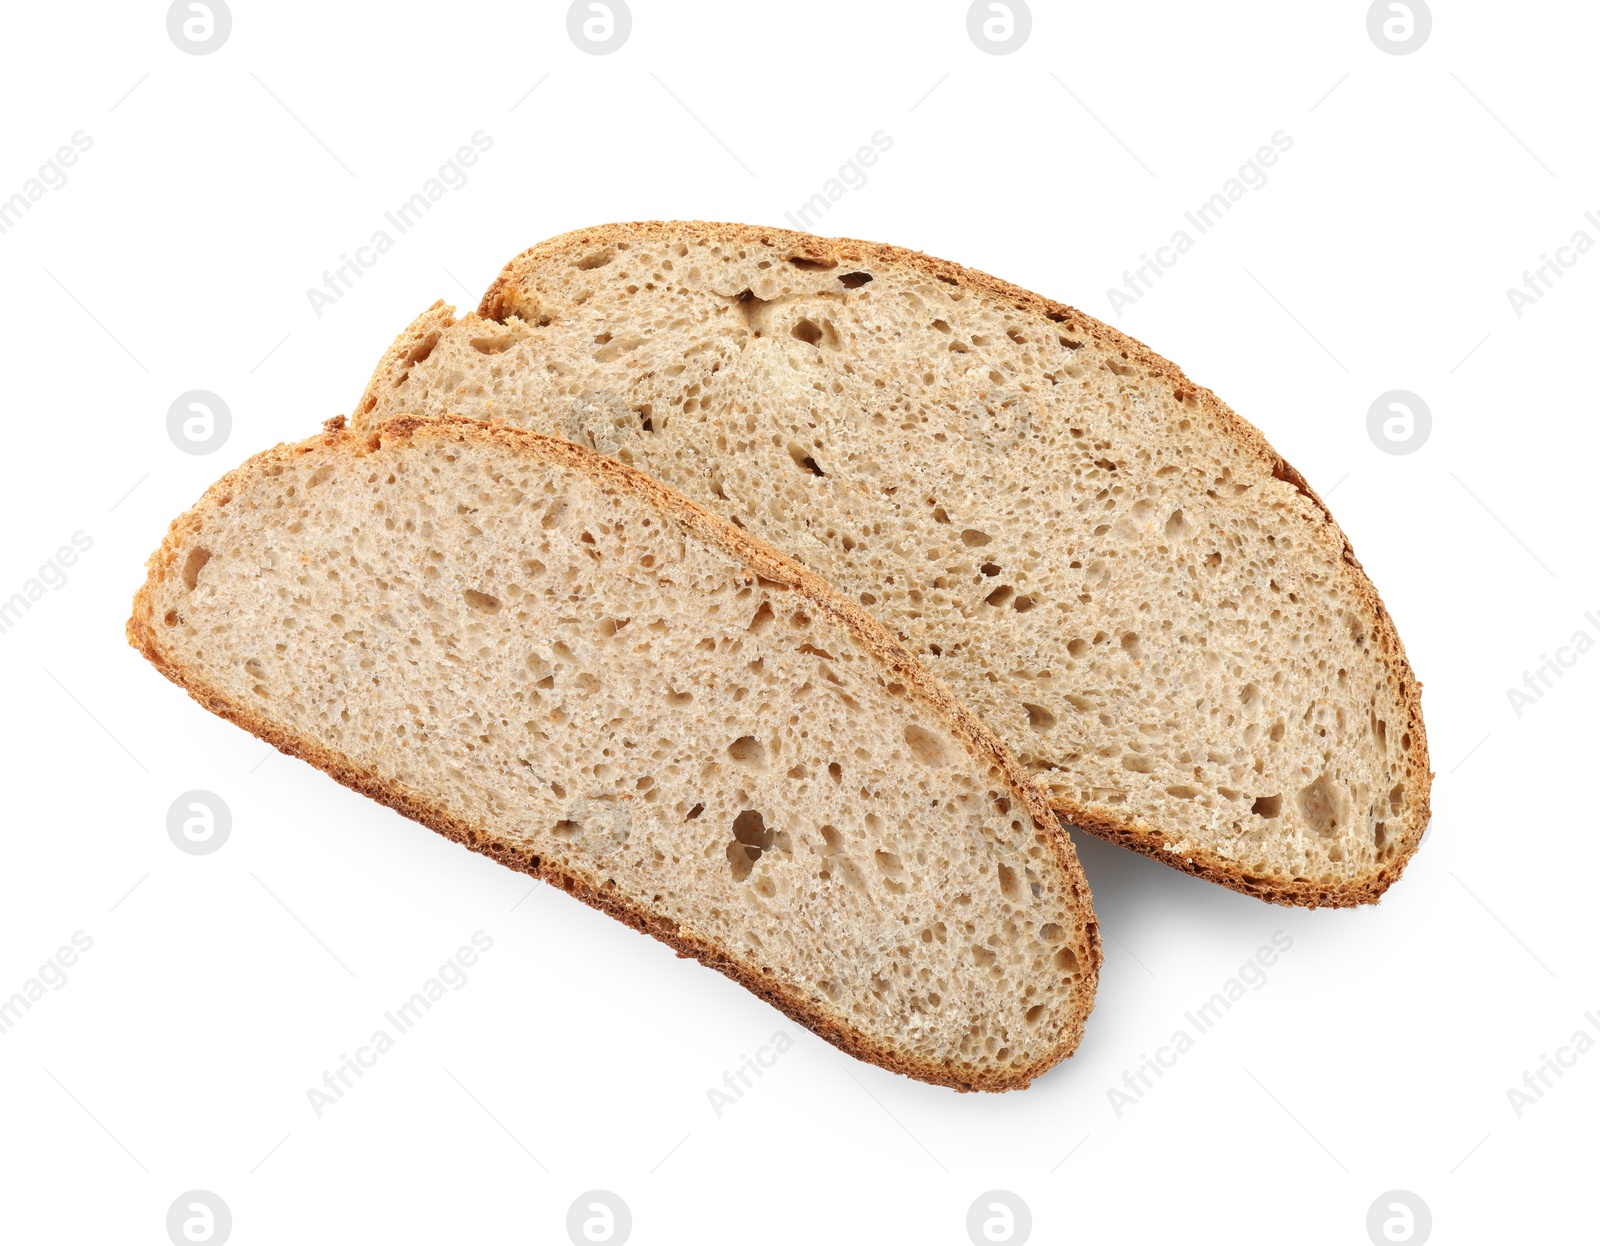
[787,255,836,271]
[685,803,705,821]
[727,809,774,881]
[1298,773,1346,836]
[181,548,211,590]
[791,319,823,346]
[960,529,992,547]
[838,271,874,287]
[903,724,948,766]
[787,442,825,475]
[463,589,500,612]
[1023,703,1056,732]
[1251,795,1282,818]
[728,735,765,766]
[573,249,615,270]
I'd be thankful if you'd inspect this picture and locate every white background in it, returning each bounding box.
[0,2,1594,1242]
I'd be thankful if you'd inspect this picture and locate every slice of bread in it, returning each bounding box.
[127,414,1100,1091]
[352,222,1431,908]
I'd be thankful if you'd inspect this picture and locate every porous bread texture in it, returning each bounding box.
[353,222,1432,908]
[128,415,1099,1091]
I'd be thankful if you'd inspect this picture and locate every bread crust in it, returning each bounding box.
[128,414,1101,1092]
[473,221,1432,909]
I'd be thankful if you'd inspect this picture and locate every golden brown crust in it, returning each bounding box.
[477,221,1433,908]
[128,414,1101,1092]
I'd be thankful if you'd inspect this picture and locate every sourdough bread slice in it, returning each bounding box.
[128,414,1100,1091]
[353,222,1431,908]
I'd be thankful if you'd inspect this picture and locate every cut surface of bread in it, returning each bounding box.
[128,415,1099,1091]
[354,222,1432,907]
